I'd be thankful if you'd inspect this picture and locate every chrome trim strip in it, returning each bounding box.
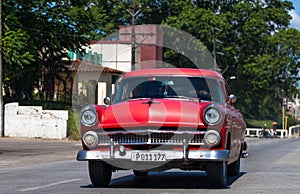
[77,149,229,161]
[96,129,206,135]
[95,129,207,146]
[110,138,114,159]
[96,142,206,146]
[98,142,205,146]
[183,139,188,161]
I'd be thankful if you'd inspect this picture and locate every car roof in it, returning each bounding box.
[122,68,224,79]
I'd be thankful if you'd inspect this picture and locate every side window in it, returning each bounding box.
[205,78,224,103]
[121,83,129,101]
[219,80,228,104]
[113,80,131,103]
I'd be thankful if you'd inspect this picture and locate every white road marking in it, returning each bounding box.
[17,179,81,192]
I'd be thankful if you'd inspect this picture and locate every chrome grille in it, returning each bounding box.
[114,133,148,144]
[97,130,205,145]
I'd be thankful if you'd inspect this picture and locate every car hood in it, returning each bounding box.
[101,98,211,129]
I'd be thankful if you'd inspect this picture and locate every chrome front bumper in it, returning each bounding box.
[77,149,229,162]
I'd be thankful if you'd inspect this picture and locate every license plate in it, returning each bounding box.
[131,152,166,161]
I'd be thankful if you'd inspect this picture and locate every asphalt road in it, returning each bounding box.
[0,137,299,194]
[0,137,81,168]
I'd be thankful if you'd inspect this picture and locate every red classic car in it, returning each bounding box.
[77,68,248,187]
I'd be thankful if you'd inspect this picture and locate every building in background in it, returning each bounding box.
[292,95,300,121]
[283,95,300,121]
[53,25,163,105]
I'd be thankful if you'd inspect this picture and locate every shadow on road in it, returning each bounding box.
[81,171,246,189]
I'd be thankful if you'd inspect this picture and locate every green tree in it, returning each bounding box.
[2,0,299,122]
[160,0,299,119]
[222,1,299,119]
[2,0,110,100]
[1,2,35,99]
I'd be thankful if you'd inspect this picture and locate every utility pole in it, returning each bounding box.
[127,0,140,70]
[282,98,285,130]
[211,27,223,72]
[211,27,217,70]
[131,0,136,70]
[0,0,3,137]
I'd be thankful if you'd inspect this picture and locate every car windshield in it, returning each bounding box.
[113,76,225,104]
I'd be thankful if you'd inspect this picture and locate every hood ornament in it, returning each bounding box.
[142,98,160,106]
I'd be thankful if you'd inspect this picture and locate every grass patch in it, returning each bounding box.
[67,109,81,140]
[245,119,275,128]
[246,114,298,129]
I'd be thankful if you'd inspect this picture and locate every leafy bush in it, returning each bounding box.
[67,109,80,140]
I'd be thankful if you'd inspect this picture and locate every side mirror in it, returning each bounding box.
[103,97,111,105]
[228,94,237,104]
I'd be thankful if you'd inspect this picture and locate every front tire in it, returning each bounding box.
[133,170,148,176]
[207,162,227,187]
[88,161,112,187]
[227,157,240,176]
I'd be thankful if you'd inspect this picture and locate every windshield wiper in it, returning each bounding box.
[128,97,149,101]
[164,95,188,99]
[164,95,202,102]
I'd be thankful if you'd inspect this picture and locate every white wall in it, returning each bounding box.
[97,82,107,105]
[4,103,68,139]
[83,43,132,72]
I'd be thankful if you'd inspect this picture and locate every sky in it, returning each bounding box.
[290,0,300,30]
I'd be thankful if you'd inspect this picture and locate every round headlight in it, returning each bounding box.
[83,131,98,147]
[204,130,220,147]
[204,107,221,125]
[81,107,97,126]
